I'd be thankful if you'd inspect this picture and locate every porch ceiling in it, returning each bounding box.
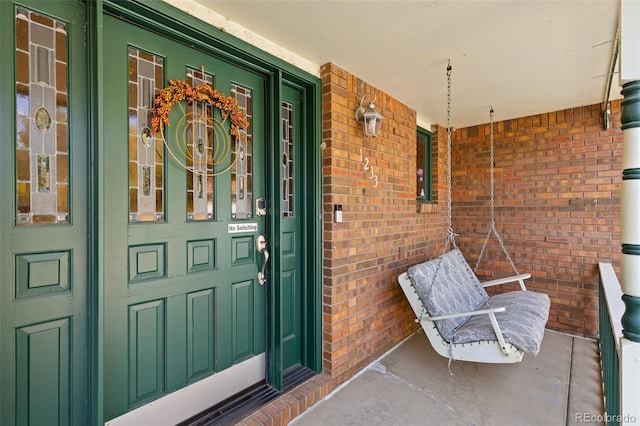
[182,0,620,128]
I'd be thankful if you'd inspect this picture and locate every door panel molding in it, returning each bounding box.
[186,288,215,381]
[16,318,71,425]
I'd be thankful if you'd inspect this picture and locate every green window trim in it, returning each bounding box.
[416,126,432,202]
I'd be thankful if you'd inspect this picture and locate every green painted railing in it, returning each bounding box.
[599,263,624,426]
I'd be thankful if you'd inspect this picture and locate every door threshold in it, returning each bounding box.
[283,365,316,392]
[179,381,278,426]
[182,365,316,425]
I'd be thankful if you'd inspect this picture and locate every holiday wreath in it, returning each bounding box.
[150,79,249,137]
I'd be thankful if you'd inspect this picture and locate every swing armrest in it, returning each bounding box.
[420,307,513,356]
[481,274,531,291]
[420,306,506,322]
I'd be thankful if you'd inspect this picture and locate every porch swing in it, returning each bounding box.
[398,62,550,367]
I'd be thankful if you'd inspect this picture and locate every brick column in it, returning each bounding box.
[621,80,640,343]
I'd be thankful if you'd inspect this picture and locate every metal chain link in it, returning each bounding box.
[474,108,520,276]
[444,61,458,254]
[427,62,457,294]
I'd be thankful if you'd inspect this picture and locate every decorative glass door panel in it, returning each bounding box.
[15,5,70,225]
[231,84,253,219]
[128,47,164,222]
[103,15,267,422]
[186,68,214,221]
[281,100,294,218]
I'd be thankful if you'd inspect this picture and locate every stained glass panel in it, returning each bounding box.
[186,68,214,221]
[15,6,69,225]
[282,101,294,217]
[128,47,164,222]
[231,84,253,219]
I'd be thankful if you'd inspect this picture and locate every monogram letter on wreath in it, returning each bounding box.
[150,79,249,176]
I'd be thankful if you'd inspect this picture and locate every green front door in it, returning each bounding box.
[0,1,89,425]
[102,15,269,423]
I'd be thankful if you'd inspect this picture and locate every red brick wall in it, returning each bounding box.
[452,101,622,338]
[242,69,622,425]
[320,63,622,371]
[320,63,450,380]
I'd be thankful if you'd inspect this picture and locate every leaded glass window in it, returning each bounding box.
[231,84,253,219]
[186,68,214,221]
[128,47,164,222]
[15,7,69,225]
[282,101,294,217]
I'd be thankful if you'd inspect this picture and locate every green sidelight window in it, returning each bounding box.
[416,126,432,202]
[282,101,294,217]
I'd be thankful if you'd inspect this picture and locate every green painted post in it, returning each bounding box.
[616,4,640,423]
[620,81,640,343]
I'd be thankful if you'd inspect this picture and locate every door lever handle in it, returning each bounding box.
[258,248,269,285]
[256,235,268,285]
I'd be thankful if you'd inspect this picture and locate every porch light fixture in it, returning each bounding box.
[355,92,383,138]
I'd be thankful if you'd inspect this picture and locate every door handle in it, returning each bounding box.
[256,235,269,285]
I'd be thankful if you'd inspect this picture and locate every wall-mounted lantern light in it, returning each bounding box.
[355,92,383,138]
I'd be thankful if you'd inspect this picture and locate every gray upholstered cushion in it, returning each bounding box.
[407,248,550,356]
[408,249,489,341]
[452,291,550,356]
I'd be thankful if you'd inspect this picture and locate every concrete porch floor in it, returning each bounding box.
[291,330,604,426]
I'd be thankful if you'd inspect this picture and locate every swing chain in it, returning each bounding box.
[427,62,457,294]
[473,107,520,276]
[489,107,495,229]
[444,60,457,253]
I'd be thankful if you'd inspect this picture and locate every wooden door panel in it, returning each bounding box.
[15,318,71,425]
[186,289,215,382]
[15,251,71,297]
[187,239,216,273]
[128,243,166,282]
[232,280,255,362]
[282,269,299,369]
[128,299,166,406]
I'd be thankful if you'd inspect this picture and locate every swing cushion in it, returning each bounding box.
[408,249,489,341]
[452,291,550,356]
[407,248,550,356]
